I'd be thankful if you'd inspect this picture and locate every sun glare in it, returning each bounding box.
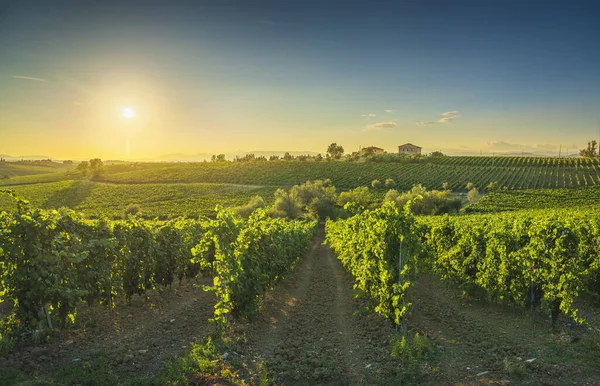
[122,107,135,119]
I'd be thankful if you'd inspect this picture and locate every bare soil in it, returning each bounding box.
[0,276,216,383]
[409,274,600,385]
[235,225,401,385]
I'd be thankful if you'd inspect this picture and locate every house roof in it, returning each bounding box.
[398,143,422,149]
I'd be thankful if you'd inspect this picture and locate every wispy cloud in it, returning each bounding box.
[417,111,461,126]
[385,109,394,113]
[361,113,377,117]
[13,75,49,83]
[365,121,397,131]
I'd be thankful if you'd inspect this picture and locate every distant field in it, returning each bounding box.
[0,162,72,178]
[0,180,276,218]
[3,157,600,218]
[97,157,600,191]
[466,187,600,213]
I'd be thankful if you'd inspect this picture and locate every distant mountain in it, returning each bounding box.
[0,154,53,161]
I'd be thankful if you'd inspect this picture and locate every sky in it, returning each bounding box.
[0,0,599,160]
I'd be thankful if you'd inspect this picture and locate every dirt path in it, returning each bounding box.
[240,224,399,385]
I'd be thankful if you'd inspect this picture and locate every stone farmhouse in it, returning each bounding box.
[398,143,422,155]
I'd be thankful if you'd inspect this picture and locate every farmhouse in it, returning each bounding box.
[398,143,422,155]
[359,146,385,156]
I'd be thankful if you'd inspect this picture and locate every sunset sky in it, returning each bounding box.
[0,0,599,159]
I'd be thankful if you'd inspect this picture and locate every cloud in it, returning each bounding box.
[360,113,377,117]
[365,121,397,131]
[385,109,394,113]
[417,111,460,126]
[13,75,49,83]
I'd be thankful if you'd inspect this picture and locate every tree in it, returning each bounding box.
[442,182,449,191]
[580,140,598,158]
[385,178,395,188]
[272,189,301,218]
[430,151,445,157]
[337,186,372,212]
[211,154,226,162]
[77,161,89,176]
[465,182,475,191]
[487,181,501,192]
[89,158,105,178]
[371,179,381,189]
[467,187,480,203]
[124,204,142,218]
[283,152,294,161]
[315,153,323,162]
[384,189,400,202]
[63,160,73,165]
[326,143,344,160]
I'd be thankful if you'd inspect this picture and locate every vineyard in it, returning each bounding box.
[467,187,600,213]
[94,157,600,191]
[424,210,600,325]
[5,156,600,192]
[326,203,600,326]
[325,202,423,325]
[1,174,600,384]
[0,191,314,332]
[0,180,277,219]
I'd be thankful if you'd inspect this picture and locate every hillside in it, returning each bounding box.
[92,156,600,191]
[0,180,276,219]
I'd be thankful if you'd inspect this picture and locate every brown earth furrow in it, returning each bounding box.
[242,224,398,385]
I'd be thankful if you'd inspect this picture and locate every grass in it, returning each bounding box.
[0,180,277,218]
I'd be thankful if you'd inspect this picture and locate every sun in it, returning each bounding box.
[122,107,135,119]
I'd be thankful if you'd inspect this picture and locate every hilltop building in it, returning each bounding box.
[398,143,422,155]
[359,146,385,156]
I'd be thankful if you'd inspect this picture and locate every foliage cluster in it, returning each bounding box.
[325,202,423,325]
[194,208,316,326]
[0,190,212,331]
[425,210,600,326]
[384,184,462,215]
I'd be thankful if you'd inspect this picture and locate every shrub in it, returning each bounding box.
[233,196,266,218]
[124,204,141,217]
[467,188,480,203]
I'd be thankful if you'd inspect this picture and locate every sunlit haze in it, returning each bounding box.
[122,107,135,120]
[0,0,598,160]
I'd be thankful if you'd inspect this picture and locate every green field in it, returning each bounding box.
[0,180,276,218]
[467,187,600,213]
[3,157,600,192]
[3,157,600,218]
[95,157,600,191]
[0,161,73,179]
